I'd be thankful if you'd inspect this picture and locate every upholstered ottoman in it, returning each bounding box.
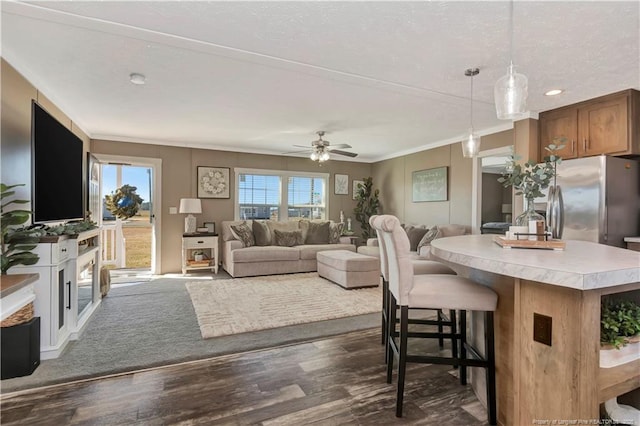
[317,250,380,289]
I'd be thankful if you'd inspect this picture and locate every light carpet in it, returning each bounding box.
[186,272,381,338]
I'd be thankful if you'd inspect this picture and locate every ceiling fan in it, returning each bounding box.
[285,131,358,162]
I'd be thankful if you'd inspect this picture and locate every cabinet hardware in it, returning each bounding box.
[571,140,575,153]
[66,281,71,309]
[583,138,587,151]
[197,240,204,244]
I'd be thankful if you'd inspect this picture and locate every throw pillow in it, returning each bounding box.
[305,221,330,244]
[273,229,304,247]
[252,220,271,246]
[230,222,255,247]
[406,226,429,252]
[329,222,344,244]
[267,220,299,244]
[298,219,310,241]
[417,226,442,252]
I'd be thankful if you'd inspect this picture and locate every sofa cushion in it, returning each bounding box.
[252,220,271,246]
[406,226,429,251]
[222,220,251,242]
[305,221,330,244]
[299,243,355,260]
[437,224,469,237]
[329,222,344,243]
[231,246,300,263]
[274,229,304,247]
[230,222,255,247]
[267,220,300,243]
[417,227,441,252]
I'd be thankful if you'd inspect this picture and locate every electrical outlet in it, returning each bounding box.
[169,207,177,214]
[533,313,552,346]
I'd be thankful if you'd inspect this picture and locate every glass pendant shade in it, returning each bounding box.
[319,151,330,162]
[310,151,319,161]
[494,62,528,120]
[462,129,481,158]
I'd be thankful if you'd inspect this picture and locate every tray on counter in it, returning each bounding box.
[493,235,566,250]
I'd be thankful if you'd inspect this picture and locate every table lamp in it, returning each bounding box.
[179,198,202,234]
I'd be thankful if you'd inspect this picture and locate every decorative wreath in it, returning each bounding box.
[200,170,227,195]
[105,184,143,219]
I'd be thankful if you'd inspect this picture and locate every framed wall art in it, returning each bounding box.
[197,166,230,199]
[412,167,448,202]
[352,180,364,200]
[335,174,349,195]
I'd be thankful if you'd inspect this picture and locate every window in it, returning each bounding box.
[235,169,328,221]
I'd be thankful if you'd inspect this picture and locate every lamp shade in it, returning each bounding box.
[462,131,481,158]
[179,198,202,214]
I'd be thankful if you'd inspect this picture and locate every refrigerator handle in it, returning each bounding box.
[546,186,555,233]
[554,185,564,239]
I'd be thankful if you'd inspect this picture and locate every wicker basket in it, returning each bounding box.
[1,302,34,328]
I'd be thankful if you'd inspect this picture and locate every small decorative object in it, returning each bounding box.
[179,198,202,234]
[197,167,230,199]
[196,227,208,233]
[347,218,352,232]
[498,140,564,227]
[1,183,40,274]
[335,174,348,195]
[204,222,215,233]
[193,250,205,262]
[412,167,448,202]
[339,210,344,223]
[104,184,143,219]
[353,177,380,240]
[601,298,640,350]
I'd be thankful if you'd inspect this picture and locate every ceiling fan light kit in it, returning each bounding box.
[494,0,529,120]
[463,67,481,158]
[285,130,357,162]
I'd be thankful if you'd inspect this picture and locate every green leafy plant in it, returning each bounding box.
[601,298,640,349]
[1,183,40,274]
[105,184,143,219]
[43,219,97,236]
[353,177,380,240]
[498,139,565,201]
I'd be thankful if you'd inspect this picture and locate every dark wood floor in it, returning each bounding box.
[0,329,488,425]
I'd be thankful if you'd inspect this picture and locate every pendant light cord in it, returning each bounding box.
[509,0,514,65]
[470,74,474,129]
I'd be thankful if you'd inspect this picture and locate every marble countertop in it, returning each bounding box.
[431,235,640,291]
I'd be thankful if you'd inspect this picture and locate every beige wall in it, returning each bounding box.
[1,59,90,213]
[91,139,372,273]
[371,130,514,227]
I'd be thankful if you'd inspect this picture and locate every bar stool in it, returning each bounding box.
[372,215,498,424]
[369,215,457,361]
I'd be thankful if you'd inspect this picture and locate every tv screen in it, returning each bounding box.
[32,101,84,223]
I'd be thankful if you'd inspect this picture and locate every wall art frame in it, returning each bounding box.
[334,174,349,195]
[412,166,448,202]
[197,166,230,199]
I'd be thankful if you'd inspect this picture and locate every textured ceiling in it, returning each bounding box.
[2,1,639,162]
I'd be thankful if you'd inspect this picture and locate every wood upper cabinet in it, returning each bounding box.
[539,89,639,159]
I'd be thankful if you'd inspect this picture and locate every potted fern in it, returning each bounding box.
[1,184,40,274]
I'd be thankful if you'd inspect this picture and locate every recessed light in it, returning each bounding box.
[544,89,563,96]
[129,73,146,85]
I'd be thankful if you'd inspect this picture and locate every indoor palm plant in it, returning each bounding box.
[498,140,565,226]
[353,177,380,240]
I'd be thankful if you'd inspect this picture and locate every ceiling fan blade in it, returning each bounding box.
[282,149,312,155]
[327,143,351,149]
[292,144,311,148]
[329,150,358,158]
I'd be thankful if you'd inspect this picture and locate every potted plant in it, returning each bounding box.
[601,299,640,349]
[353,177,380,240]
[1,183,40,274]
[193,250,205,262]
[498,140,565,226]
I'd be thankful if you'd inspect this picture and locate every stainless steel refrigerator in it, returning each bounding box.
[534,155,640,247]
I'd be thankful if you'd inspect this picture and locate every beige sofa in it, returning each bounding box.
[221,219,356,277]
[357,223,470,260]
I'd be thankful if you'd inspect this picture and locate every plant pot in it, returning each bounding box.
[600,339,640,368]
[194,254,204,262]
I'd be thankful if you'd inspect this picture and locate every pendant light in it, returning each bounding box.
[463,67,480,158]
[494,0,528,120]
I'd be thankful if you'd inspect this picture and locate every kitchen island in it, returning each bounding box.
[430,235,640,426]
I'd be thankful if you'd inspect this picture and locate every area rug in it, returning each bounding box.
[185,272,381,338]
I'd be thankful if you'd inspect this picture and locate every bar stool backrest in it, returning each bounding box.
[369,215,389,282]
[373,215,415,306]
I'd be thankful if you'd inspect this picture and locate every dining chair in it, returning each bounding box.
[372,214,498,424]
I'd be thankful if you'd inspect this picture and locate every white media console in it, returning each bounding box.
[13,228,101,359]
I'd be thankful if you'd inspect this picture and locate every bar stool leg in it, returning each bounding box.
[386,295,397,384]
[450,309,458,368]
[459,309,467,385]
[381,278,388,346]
[396,305,409,417]
[485,311,497,425]
[437,309,444,348]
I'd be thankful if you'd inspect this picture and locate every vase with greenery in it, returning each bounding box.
[601,298,640,349]
[498,141,565,226]
[353,177,380,240]
[1,183,40,274]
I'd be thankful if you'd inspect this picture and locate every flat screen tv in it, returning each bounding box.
[31,101,84,223]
